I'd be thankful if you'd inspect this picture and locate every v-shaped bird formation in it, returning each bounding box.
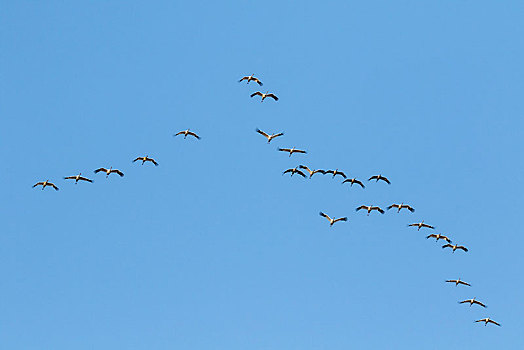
[31,73,501,328]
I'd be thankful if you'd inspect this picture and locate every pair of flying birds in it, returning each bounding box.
[239,74,279,102]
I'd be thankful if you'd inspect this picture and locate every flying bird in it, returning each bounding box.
[475,318,501,327]
[256,128,284,143]
[342,178,365,188]
[278,147,307,157]
[325,169,347,179]
[133,156,158,166]
[426,233,452,243]
[368,174,391,184]
[174,129,201,139]
[387,203,415,213]
[442,244,468,253]
[250,91,278,102]
[445,278,471,287]
[94,167,124,178]
[319,212,348,226]
[460,298,486,308]
[239,74,263,86]
[282,167,306,178]
[32,180,59,191]
[298,165,325,178]
[64,173,93,184]
[356,205,385,215]
[408,221,435,231]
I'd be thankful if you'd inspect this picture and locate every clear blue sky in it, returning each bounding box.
[1,1,523,349]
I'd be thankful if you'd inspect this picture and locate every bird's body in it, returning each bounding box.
[133,156,158,166]
[32,180,59,191]
[408,221,435,231]
[256,128,284,143]
[356,205,385,215]
[174,129,201,140]
[325,169,347,179]
[475,318,500,327]
[64,173,93,184]
[446,279,471,287]
[250,91,278,102]
[442,243,468,253]
[460,298,486,308]
[298,165,325,178]
[239,74,263,86]
[282,167,306,178]
[278,147,307,157]
[387,203,415,213]
[94,167,124,178]
[368,174,391,184]
[426,233,452,243]
[319,212,348,226]
[342,178,365,188]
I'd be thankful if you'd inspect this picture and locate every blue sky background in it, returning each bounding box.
[1,1,523,349]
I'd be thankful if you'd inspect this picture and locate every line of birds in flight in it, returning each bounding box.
[31,73,501,328]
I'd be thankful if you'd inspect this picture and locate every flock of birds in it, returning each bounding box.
[32,73,501,328]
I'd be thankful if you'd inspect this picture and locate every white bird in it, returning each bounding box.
[250,91,278,102]
[64,173,93,184]
[32,180,59,191]
[256,128,284,143]
[133,156,159,166]
[174,129,201,139]
[239,74,263,86]
[319,212,348,226]
[475,318,500,327]
[278,147,307,157]
[94,167,124,178]
[408,221,435,231]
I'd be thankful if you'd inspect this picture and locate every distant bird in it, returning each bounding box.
[426,233,452,243]
[133,156,158,166]
[446,278,471,287]
[278,147,307,157]
[298,165,325,178]
[174,129,201,140]
[356,205,385,215]
[460,298,486,308]
[256,128,284,143]
[282,167,306,178]
[408,221,435,231]
[32,180,59,191]
[475,318,501,327]
[342,178,365,188]
[64,173,93,184]
[325,169,347,179]
[442,243,468,253]
[94,167,124,178]
[387,203,415,213]
[368,174,391,184]
[319,212,348,226]
[250,91,278,102]
[239,74,263,86]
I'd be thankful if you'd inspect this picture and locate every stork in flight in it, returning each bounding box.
[356,205,385,215]
[459,298,486,308]
[174,129,201,140]
[94,167,124,178]
[32,180,59,191]
[250,91,278,102]
[387,203,415,213]
[368,174,391,184]
[282,167,306,178]
[319,212,348,226]
[408,221,435,231]
[475,318,501,327]
[445,278,471,287]
[239,74,263,86]
[278,147,307,157]
[426,233,452,243]
[256,128,284,143]
[342,178,365,188]
[442,243,468,253]
[133,156,159,166]
[325,169,347,179]
[298,165,325,178]
[64,173,93,184]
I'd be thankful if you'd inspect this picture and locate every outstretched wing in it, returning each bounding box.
[473,300,486,308]
[458,245,468,252]
[426,234,437,239]
[319,212,331,221]
[442,244,453,249]
[78,176,93,183]
[238,76,248,82]
[188,131,201,139]
[387,204,397,210]
[355,206,367,212]
[132,157,141,163]
[250,91,263,98]
[32,182,44,188]
[174,131,185,137]
[380,176,391,184]
[271,132,284,138]
[278,148,291,153]
[64,176,75,180]
[50,183,59,191]
[254,78,263,86]
[267,93,278,101]
[354,179,365,188]
[374,207,385,214]
[256,128,269,138]
[488,319,501,326]
[149,158,159,166]
[113,170,124,177]
[296,170,306,178]
[336,171,347,179]
[94,168,106,173]
[334,217,348,223]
